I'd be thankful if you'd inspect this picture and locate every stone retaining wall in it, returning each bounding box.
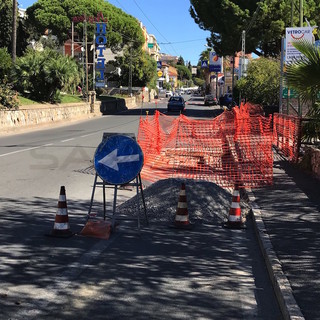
[304,146,320,179]
[0,102,100,130]
[0,96,138,132]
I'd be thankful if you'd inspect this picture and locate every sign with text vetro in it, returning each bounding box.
[285,27,313,63]
[95,23,107,88]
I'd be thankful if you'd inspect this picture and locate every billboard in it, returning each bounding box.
[209,52,222,72]
[285,27,313,63]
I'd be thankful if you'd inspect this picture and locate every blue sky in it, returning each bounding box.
[18,0,211,66]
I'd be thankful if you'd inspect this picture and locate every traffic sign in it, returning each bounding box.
[157,70,163,77]
[94,135,144,185]
[157,61,162,69]
[201,60,208,68]
[282,87,298,99]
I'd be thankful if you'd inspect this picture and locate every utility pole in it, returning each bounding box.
[85,20,89,99]
[241,30,246,78]
[71,21,74,58]
[231,52,235,97]
[298,0,303,116]
[129,47,133,96]
[12,0,17,63]
[299,0,303,27]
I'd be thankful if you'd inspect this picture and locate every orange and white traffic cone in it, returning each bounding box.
[171,183,193,229]
[224,184,245,229]
[48,186,74,237]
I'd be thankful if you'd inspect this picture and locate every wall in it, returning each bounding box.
[304,146,320,179]
[0,102,100,131]
[0,97,140,132]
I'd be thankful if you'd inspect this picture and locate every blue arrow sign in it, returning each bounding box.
[157,61,162,69]
[94,135,144,185]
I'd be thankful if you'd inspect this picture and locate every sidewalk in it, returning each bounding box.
[248,152,320,320]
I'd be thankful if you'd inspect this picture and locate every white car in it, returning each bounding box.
[166,91,173,97]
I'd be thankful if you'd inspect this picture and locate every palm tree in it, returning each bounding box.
[199,49,211,93]
[286,41,320,143]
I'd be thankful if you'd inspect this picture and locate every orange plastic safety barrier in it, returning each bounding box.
[138,102,273,188]
[273,113,302,163]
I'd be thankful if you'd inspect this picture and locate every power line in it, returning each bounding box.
[158,38,207,45]
[132,0,179,56]
[236,3,262,51]
[113,0,127,11]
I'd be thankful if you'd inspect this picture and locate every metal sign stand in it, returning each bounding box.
[87,173,148,231]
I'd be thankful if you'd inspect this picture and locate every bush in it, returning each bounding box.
[12,48,81,103]
[0,83,19,109]
[0,48,12,81]
[236,57,280,106]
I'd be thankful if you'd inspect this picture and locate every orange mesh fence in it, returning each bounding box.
[273,113,302,163]
[138,103,273,188]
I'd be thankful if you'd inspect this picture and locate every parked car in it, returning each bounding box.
[167,96,185,113]
[219,93,234,108]
[204,94,218,106]
[166,91,173,98]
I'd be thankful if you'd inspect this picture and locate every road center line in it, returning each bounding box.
[0,143,53,158]
[60,138,75,142]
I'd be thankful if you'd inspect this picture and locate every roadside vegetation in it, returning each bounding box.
[286,41,320,143]
[236,57,280,106]
[1,0,320,143]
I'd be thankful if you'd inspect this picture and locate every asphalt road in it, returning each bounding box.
[0,97,282,319]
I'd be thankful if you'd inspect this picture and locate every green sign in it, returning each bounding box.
[282,87,298,99]
[148,43,154,48]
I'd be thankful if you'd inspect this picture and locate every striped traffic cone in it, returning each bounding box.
[48,186,74,238]
[224,184,245,229]
[171,183,193,230]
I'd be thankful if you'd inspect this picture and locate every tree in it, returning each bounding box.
[177,56,185,66]
[286,41,320,143]
[26,0,145,51]
[236,57,280,105]
[0,48,17,109]
[189,0,320,57]
[0,48,13,81]
[198,49,211,91]
[114,48,157,88]
[0,0,30,57]
[12,48,81,102]
[193,77,205,87]
[176,65,192,81]
[0,0,13,50]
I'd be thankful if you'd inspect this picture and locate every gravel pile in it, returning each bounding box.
[117,178,251,225]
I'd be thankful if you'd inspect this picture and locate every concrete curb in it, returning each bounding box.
[246,189,305,320]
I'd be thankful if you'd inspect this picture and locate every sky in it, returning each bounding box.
[18,0,211,66]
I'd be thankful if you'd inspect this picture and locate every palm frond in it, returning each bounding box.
[286,41,320,103]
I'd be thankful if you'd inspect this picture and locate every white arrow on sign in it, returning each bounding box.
[98,149,140,171]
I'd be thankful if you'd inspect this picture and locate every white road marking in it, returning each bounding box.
[0,143,53,157]
[61,138,75,142]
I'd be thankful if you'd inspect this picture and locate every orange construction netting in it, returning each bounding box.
[137,102,273,188]
[273,113,302,163]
